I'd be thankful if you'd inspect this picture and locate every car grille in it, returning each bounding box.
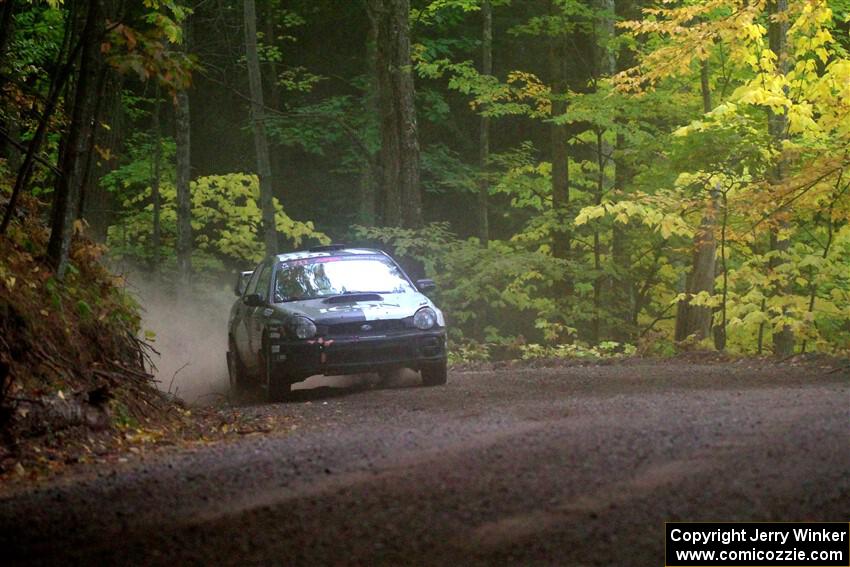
[324,319,407,337]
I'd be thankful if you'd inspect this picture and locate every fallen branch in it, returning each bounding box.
[168,362,190,394]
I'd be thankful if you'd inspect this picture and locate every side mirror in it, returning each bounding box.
[416,278,436,292]
[234,270,253,296]
[243,293,265,307]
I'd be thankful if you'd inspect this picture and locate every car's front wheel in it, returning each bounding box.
[421,360,448,387]
[267,375,292,402]
[227,337,249,393]
[260,339,292,402]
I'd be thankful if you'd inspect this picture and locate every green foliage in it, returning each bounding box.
[9,0,850,366]
[103,3,196,93]
[100,132,176,204]
[412,0,483,29]
[106,171,328,272]
[111,400,139,429]
[447,339,492,365]
[354,223,575,343]
[572,0,850,354]
[7,5,66,82]
[421,143,478,194]
[508,0,596,38]
[520,341,636,361]
[191,174,329,262]
[405,0,850,355]
[266,96,365,159]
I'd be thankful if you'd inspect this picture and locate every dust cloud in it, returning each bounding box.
[127,275,423,405]
[130,277,233,405]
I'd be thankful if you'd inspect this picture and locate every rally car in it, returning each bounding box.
[227,245,447,401]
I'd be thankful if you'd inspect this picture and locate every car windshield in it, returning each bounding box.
[274,256,415,302]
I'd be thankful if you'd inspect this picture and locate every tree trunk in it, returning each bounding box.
[477,0,492,244]
[0,0,15,58]
[367,0,422,229]
[611,0,637,341]
[151,86,162,272]
[676,205,719,345]
[714,189,729,351]
[263,10,284,216]
[175,16,192,288]
[592,130,604,344]
[802,174,845,352]
[0,1,16,165]
[83,72,122,243]
[359,18,379,226]
[548,21,570,264]
[675,59,717,345]
[76,62,109,220]
[244,0,278,255]
[611,137,632,341]
[676,207,717,343]
[767,0,794,356]
[46,0,104,280]
[263,15,282,111]
[591,0,615,343]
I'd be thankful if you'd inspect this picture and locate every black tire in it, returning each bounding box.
[421,360,448,387]
[268,377,292,402]
[261,339,292,402]
[227,337,249,393]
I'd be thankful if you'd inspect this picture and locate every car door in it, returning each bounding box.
[246,262,273,370]
[234,262,263,365]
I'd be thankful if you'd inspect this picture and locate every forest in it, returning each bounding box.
[1,0,850,368]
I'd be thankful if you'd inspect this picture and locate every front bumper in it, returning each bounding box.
[269,329,446,380]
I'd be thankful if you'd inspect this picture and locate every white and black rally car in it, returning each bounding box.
[227,245,447,401]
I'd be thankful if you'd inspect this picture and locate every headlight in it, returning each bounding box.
[413,307,437,330]
[291,317,317,339]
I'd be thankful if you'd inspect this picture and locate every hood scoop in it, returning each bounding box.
[323,293,384,304]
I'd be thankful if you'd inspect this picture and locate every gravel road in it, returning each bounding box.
[1,362,848,566]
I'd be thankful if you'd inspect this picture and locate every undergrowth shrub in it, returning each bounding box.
[353,223,647,363]
[0,193,158,433]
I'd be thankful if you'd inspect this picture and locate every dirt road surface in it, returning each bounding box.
[1,361,848,566]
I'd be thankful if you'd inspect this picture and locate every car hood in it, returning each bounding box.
[272,292,443,326]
